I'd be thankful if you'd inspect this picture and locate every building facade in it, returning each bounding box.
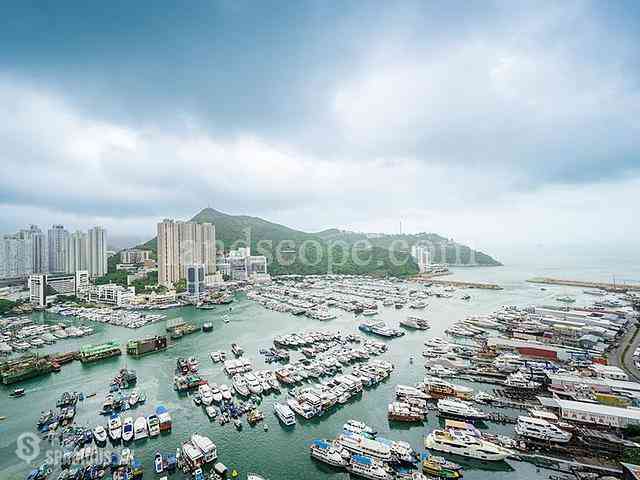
[157,220,216,287]
[186,264,206,297]
[87,226,107,278]
[27,225,47,274]
[120,249,151,264]
[0,230,34,278]
[66,230,88,274]
[48,225,69,273]
[411,244,431,273]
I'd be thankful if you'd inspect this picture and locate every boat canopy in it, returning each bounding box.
[352,455,373,465]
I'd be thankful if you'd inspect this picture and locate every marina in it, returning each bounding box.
[1,269,640,480]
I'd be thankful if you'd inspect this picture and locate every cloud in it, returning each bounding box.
[0,1,639,258]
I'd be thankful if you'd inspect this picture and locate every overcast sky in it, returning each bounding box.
[1,1,638,256]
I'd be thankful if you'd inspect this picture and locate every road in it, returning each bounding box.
[610,320,640,382]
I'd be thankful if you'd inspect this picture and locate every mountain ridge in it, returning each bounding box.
[139,208,502,276]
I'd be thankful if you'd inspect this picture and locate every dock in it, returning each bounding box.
[527,277,640,292]
[413,278,503,290]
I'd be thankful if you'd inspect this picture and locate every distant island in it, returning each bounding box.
[138,208,501,277]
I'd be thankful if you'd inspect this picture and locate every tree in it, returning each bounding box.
[175,278,187,293]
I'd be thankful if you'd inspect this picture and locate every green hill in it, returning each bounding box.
[139,208,501,277]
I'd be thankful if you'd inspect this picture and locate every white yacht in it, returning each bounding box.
[336,433,392,462]
[493,354,524,373]
[346,454,393,480]
[343,420,377,437]
[122,417,134,442]
[504,372,540,390]
[244,372,263,395]
[515,416,572,443]
[437,399,487,420]
[198,384,214,405]
[108,415,122,441]
[219,384,232,401]
[273,402,296,426]
[424,429,512,461]
[191,433,217,463]
[309,439,349,467]
[210,384,223,403]
[133,416,148,440]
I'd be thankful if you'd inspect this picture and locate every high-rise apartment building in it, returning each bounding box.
[48,225,69,273]
[410,244,431,273]
[66,231,87,274]
[26,225,47,274]
[87,226,107,278]
[0,230,34,278]
[157,220,216,287]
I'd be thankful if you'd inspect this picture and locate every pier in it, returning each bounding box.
[527,277,640,292]
[413,278,503,290]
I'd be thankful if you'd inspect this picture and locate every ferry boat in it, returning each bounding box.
[191,433,217,463]
[122,417,134,442]
[78,342,122,363]
[346,454,393,480]
[133,416,148,440]
[514,416,572,443]
[337,432,392,462]
[421,452,463,479]
[437,399,487,420]
[273,402,296,426]
[424,429,511,461]
[309,439,349,467]
[400,316,430,330]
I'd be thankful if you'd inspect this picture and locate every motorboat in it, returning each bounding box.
[147,414,161,437]
[343,420,377,437]
[133,416,148,440]
[273,402,296,426]
[309,439,349,467]
[424,429,512,461]
[198,384,214,405]
[232,375,250,397]
[122,417,134,442]
[210,384,223,403]
[219,384,232,401]
[515,416,572,443]
[400,316,430,330]
[108,415,122,441]
[154,451,163,474]
[121,447,133,466]
[128,389,140,407]
[421,452,463,479]
[93,425,108,444]
[437,399,487,420]
[244,372,263,395]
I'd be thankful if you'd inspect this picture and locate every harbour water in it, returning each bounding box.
[1,260,639,480]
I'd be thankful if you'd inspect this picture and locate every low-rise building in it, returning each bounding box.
[86,283,135,306]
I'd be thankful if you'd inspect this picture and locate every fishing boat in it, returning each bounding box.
[400,317,430,330]
[156,405,172,432]
[309,439,349,467]
[122,417,134,442]
[205,406,218,419]
[121,447,133,465]
[219,384,232,401]
[421,452,463,479]
[424,429,512,461]
[154,451,163,473]
[232,375,250,397]
[133,416,148,440]
[198,384,214,405]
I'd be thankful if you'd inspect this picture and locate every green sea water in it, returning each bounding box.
[1,263,638,480]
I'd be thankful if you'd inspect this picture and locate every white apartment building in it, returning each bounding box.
[157,219,216,287]
[86,283,135,306]
[66,231,87,274]
[48,224,69,273]
[87,226,107,278]
[0,230,34,278]
[29,274,46,308]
